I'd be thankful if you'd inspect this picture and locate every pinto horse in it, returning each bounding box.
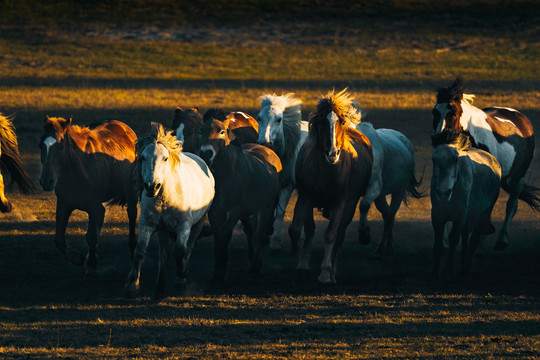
[289,89,373,283]
[39,116,138,274]
[432,76,538,250]
[125,123,214,297]
[0,113,33,212]
[172,107,258,155]
[431,130,501,282]
[256,93,308,252]
[199,117,281,281]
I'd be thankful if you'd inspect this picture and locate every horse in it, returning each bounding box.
[124,123,215,297]
[172,107,258,154]
[256,93,308,252]
[356,119,424,255]
[39,116,138,274]
[288,89,373,283]
[199,117,281,282]
[0,113,33,212]
[431,130,501,282]
[172,106,203,154]
[432,76,538,250]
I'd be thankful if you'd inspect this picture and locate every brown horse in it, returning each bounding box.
[172,107,259,156]
[199,117,281,282]
[39,116,138,274]
[289,89,373,283]
[432,76,538,250]
[0,113,33,212]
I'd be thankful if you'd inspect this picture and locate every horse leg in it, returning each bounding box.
[84,204,105,276]
[251,207,274,274]
[155,231,169,298]
[174,220,201,291]
[373,195,390,256]
[126,200,138,260]
[431,217,446,284]
[297,207,315,271]
[53,199,79,265]
[463,223,485,275]
[124,224,155,296]
[241,216,256,265]
[269,185,294,253]
[0,172,12,213]
[318,202,345,284]
[443,222,463,278]
[358,178,382,245]
[289,192,311,255]
[331,198,360,283]
[496,177,524,251]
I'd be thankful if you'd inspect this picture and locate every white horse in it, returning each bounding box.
[431,130,501,283]
[355,119,424,255]
[256,93,308,252]
[125,123,215,297]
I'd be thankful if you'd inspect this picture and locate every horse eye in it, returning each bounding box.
[140,156,145,161]
[276,117,282,123]
[341,120,346,126]
[164,157,168,161]
[220,130,226,136]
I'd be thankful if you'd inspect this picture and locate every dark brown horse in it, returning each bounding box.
[172,107,259,156]
[289,89,373,283]
[39,116,138,274]
[432,76,538,250]
[0,113,33,212]
[199,117,281,282]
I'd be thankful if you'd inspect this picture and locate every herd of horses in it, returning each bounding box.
[0,76,538,296]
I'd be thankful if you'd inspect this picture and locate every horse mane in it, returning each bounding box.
[310,89,361,135]
[436,76,475,105]
[137,122,183,168]
[0,113,33,193]
[431,129,472,151]
[203,108,227,122]
[259,93,303,161]
[173,107,202,130]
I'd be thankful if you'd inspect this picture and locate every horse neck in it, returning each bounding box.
[160,161,185,205]
[460,100,489,133]
[212,143,240,181]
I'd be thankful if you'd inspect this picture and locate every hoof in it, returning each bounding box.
[317,271,333,284]
[494,241,508,251]
[123,285,139,299]
[358,227,371,245]
[209,274,225,287]
[152,290,166,300]
[0,201,13,213]
[296,268,311,278]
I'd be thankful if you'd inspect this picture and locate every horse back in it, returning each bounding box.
[70,120,137,162]
[483,107,534,139]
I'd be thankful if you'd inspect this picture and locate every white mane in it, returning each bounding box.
[462,93,475,105]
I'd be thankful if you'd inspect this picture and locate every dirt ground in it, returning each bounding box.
[1,108,539,358]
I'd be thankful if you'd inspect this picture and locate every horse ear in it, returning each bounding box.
[175,107,183,114]
[191,107,199,113]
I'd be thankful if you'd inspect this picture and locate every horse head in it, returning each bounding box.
[431,130,471,202]
[172,107,202,154]
[199,118,236,166]
[39,115,72,191]
[137,122,182,198]
[256,94,302,155]
[310,89,360,165]
[432,76,469,134]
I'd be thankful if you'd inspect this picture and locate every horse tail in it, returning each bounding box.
[403,165,427,205]
[0,114,34,194]
[519,183,540,212]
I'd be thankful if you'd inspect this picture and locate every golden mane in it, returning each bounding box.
[322,88,362,125]
[137,122,183,168]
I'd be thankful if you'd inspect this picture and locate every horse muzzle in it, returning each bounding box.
[144,182,162,198]
[434,189,453,202]
[39,177,56,192]
[200,145,216,165]
[325,148,341,165]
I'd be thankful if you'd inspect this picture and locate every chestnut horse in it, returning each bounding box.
[0,113,33,212]
[289,89,373,283]
[39,116,138,274]
[432,76,538,250]
[199,117,281,282]
[172,107,258,154]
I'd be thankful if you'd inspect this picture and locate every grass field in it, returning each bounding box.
[1,2,540,359]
